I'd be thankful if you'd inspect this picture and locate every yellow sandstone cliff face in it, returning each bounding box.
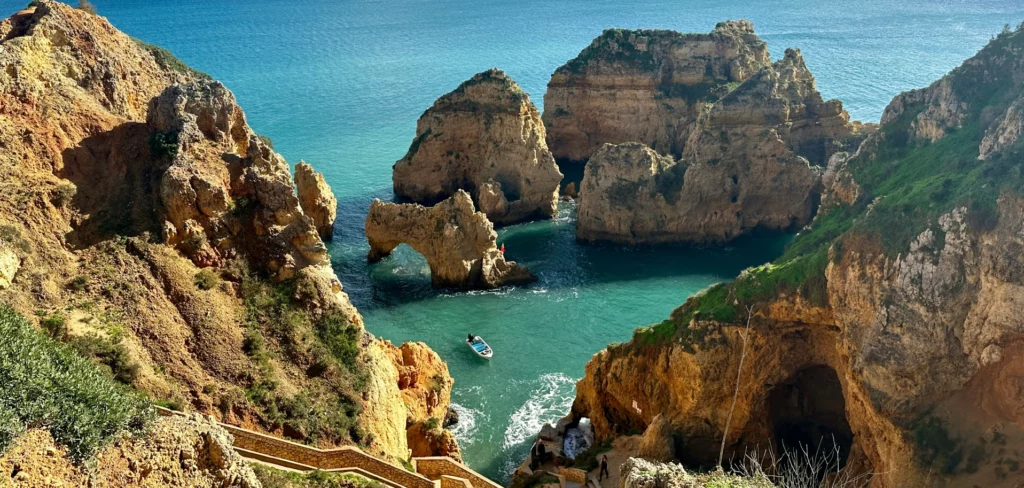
[0,0,457,467]
[570,29,868,246]
[566,28,1024,486]
[393,69,563,226]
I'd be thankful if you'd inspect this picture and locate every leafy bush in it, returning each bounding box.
[76,0,96,14]
[51,183,77,208]
[0,306,152,463]
[132,38,211,80]
[252,464,386,488]
[510,471,561,488]
[67,275,88,291]
[258,134,275,150]
[194,268,219,291]
[67,333,141,385]
[40,311,68,340]
[148,131,179,160]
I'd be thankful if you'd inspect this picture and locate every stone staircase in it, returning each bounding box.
[156,408,502,488]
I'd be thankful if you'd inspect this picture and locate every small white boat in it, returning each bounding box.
[466,336,493,360]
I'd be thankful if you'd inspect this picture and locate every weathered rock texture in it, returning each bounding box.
[393,69,563,225]
[295,161,338,240]
[567,26,868,245]
[563,27,1024,487]
[0,0,455,467]
[365,191,535,289]
[0,414,260,487]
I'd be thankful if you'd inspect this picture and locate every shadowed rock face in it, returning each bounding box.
[365,191,535,289]
[393,69,563,226]
[569,34,869,246]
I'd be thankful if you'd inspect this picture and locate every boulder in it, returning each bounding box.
[393,69,562,225]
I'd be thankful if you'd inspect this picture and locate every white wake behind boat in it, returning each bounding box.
[466,336,493,360]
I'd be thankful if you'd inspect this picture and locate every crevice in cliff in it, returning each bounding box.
[766,365,852,468]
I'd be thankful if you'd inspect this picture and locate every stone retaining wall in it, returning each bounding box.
[415,457,503,488]
[155,407,504,488]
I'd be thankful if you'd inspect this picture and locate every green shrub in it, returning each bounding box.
[67,333,141,385]
[194,268,218,291]
[258,134,275,150]
[0,306,152,463]
[51,183,77,208]
[148,131,179,160]
[316,311,362,372]
[40,311,68,340]
[67,275,88,291]
[252,464,386,488]
[132,38,211,80]
[76,0,96,14]
[510,471,561,488]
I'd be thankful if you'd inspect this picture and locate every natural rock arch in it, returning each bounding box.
[365,191,534,289]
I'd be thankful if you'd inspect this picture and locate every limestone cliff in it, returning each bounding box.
[562,26,1024,486]
[0,0,455,469]
[365,190,535,289]
[562,25,865,245]
[295,161,338,241]
[393,69,563,225]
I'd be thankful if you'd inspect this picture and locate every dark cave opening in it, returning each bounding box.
[766,365,854,468]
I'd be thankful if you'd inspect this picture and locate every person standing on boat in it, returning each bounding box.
[467,333,475,342]
[599,455,609,481]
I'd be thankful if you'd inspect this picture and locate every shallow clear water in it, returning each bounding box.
[12,0,1024,481]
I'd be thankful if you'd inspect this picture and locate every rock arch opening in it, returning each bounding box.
[766,365,853,468]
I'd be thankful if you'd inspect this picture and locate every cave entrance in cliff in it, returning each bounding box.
[765,365,853,469]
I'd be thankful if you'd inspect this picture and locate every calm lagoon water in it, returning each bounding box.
[9,0,1023,480]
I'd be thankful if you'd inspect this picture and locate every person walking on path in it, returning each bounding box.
[598,455,609,481]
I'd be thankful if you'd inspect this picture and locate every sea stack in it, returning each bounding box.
[565,24,868,245]
[392,69,563,226]
[365,191,535,289]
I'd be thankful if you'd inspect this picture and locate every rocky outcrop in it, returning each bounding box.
[576,139,819,245]
[0,1,457,469]
[393,69,563,225]
[562,25,864,245]
[365,191,535,289]
[0,415,260,487]
[545,22,860,165]
[0,245,18,290]
[295,161,338,240]
[149,80,332,280]
[561,27,1024,487]
[544,21,769,163]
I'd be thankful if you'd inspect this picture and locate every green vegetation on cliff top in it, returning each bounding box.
[635,25,1024,347]
[0,306,152,463]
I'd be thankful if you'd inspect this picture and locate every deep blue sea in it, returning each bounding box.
[7,0,1023,481]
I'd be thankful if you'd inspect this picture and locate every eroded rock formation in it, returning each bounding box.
[0,1,457,467]
[366,190,535,289]
[393,69,563,225]
[295,161,338,240]
[562,27,1024,486]
[0,414,260,487]
[568,31,869,245]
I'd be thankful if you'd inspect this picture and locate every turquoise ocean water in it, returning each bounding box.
[7,0,1024,480]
